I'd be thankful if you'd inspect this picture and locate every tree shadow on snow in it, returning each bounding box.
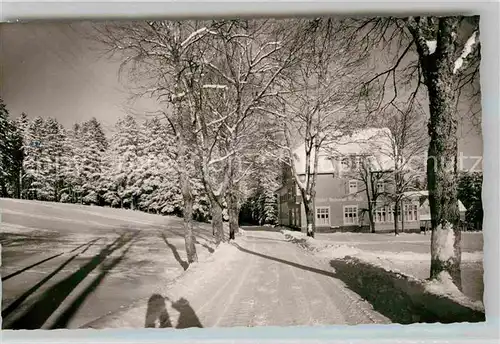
[160,232,189,270]
[2,238,101,282]
[4,230,140,330]
[330,258,486,324]
[233,243,336,279]
[144,295,202,329]
[1,238,102,320]
[163,229,214,254]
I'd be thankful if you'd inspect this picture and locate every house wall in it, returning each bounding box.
[292,174,420,233]
[277,172,302,229]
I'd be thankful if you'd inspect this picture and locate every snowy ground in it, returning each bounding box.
[281,229,484,307]
[0,198,220,329]
[86,230,391,328]
[0,199,484,329]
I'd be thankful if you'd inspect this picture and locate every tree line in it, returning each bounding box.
[0,103,280,225]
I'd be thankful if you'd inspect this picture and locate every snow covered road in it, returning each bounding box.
[86,230,390,328]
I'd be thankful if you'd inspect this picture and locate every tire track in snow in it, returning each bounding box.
[291,244,388,324]
[283,248,315,325]
[288,248,347,325]
[210,240,258,327]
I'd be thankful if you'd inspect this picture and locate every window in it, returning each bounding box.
[387,205,394,222]
[348,180,358,194]
[377,181,385,193]
[338,158,348,172]
[316,207,330,226]
[344,205,358,225]
[404,204,418,221]
[374,206,388,223]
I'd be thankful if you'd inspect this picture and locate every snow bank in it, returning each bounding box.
[424,271,484,312]
[282,229,482,263]
[237,227,247,237]
[282,230,484,310]
[280,229,326,251]
[316,245,482,263]
[332,257,485,323]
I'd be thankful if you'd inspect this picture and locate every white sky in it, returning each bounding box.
[0,21,483,168]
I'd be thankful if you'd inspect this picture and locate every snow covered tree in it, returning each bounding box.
[349,15,480,289]
[239,146,281,226]
[380,103,428,235]
[42,118,67,201]
[0,98,20,197]
[408,17,479,289]
[350,156,391,234]
[189,19,306,241]
[95,20,238,262]
[59,123,84,203]
[22,117,47,200]
[77,118,108,205]
[458,171,483,230]
[136,116,182,214]
[268,18,370,238]
[101,114,140,209]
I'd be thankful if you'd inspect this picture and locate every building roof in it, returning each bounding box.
[292,127,395,175]
[403,190,467,214]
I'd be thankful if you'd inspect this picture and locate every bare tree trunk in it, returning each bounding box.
[394,202,399,236]
[303,197,315,238]
[228,187,239,240]
[178,135,198,264]
[368,208,375,233]
[401,199,405,233]
[415,17,462,289]
[425,69,462,289]
[211,197,224,245]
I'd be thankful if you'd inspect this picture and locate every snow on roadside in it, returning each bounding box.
[281,229,484,310]
[424,271,484,312]
[281,229,483,263]
[280,229,328,251]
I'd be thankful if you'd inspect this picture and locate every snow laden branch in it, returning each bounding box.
[208,150,239,167]
[181,27,217,48]
[202,84,228,90]
[453,31,479,74]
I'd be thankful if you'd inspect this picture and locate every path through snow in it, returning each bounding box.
[86,231,390,328]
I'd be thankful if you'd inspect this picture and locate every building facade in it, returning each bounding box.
[275,128,465,233]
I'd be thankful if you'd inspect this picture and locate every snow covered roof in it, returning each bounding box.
[404,190,467,214]
[292,127,395,175]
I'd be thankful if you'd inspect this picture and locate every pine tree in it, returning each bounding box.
[103,114,141,209]
[79,118,108,205]
[0,98,16,197]
[135,116,181,214]
[59,123,82,203]
[43,118,66,201]
[23,117,46,200]
[14,113,29,198]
